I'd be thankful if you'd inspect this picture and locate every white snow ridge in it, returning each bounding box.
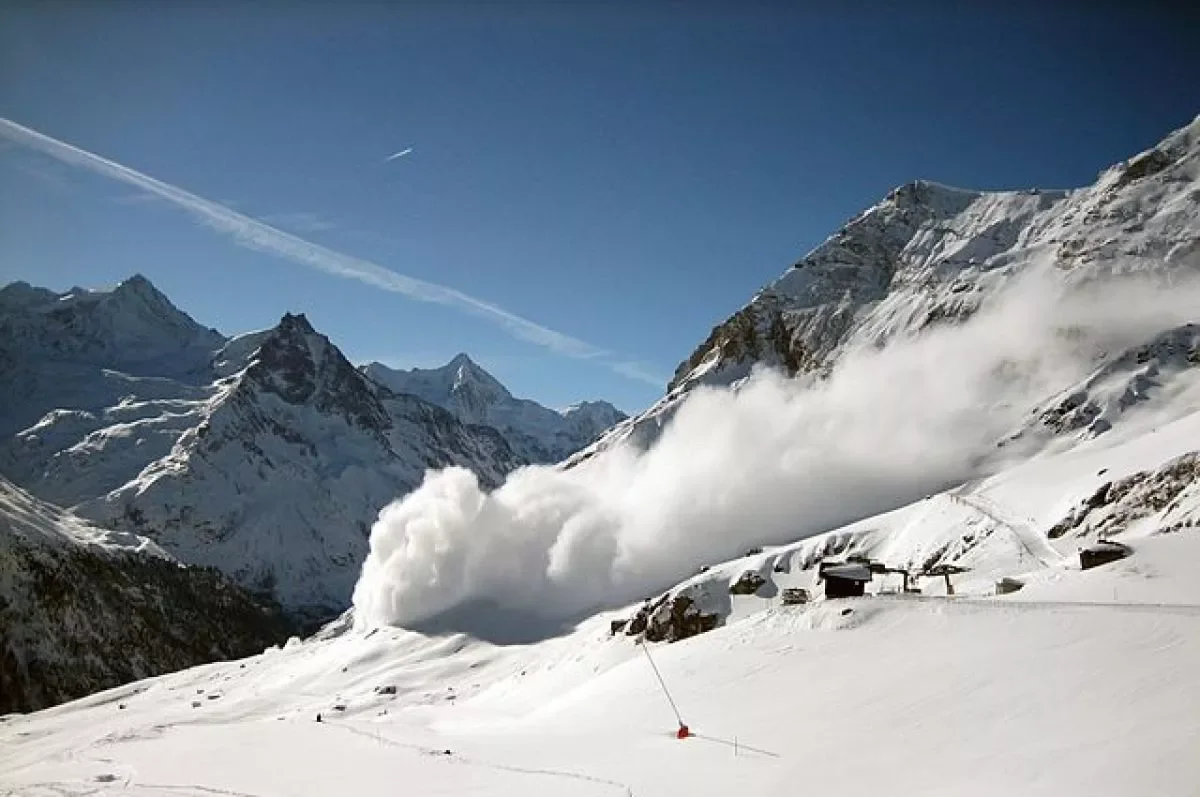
[3,115,1200,797]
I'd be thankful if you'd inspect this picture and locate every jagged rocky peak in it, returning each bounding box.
[244,312,390,432]
[445,352,513,405]
[362,353,510,421]
[112,272,169,304]
[0,280,57,309]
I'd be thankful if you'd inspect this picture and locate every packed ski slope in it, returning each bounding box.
[4,410,1198,796]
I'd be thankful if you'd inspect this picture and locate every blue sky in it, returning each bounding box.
[1,3,1196,413]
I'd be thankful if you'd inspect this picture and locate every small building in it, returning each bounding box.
[1079,540,1132,570]
[818,561,873,598]
[995,577,1025,595]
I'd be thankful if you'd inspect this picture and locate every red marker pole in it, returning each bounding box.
[640,641,690,740]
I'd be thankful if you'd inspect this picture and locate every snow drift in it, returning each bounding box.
[352,272,1200,629]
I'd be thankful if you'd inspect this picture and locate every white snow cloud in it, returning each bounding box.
[0,117,663,385]
[352,271,1200,629]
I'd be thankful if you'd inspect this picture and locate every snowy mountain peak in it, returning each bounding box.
[0,273,225,374]
[362,356,626,463]
[112,272,169,304]
[446,352,512,400]
[244,312,390,433]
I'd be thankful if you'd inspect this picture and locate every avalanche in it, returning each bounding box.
[352,269,1200,631]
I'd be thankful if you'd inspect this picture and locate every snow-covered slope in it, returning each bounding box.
[4,409,1198,794]
[1003,322,1200,451]
[0,475,295,714]
[572,114,1200,464]
[363,355,626,463]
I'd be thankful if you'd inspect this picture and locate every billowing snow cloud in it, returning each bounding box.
[352,272,1200,629]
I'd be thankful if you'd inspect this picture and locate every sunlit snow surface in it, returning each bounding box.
[4,412,1199,796]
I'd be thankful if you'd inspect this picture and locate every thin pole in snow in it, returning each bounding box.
[692,732,780,759]
[639,640,685,728]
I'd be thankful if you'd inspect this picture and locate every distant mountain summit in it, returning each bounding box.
[0,274,223,437]
[362,355,626,463]
[0,273,222,373]
[365,353,514,424]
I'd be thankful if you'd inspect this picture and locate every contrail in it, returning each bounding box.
[0,117,651,374]
[384,147,413,162]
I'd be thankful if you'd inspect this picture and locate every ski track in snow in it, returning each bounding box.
[329,719,636,796]
[949,487,1067,567]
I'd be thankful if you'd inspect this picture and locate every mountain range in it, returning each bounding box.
[0,277,623,710]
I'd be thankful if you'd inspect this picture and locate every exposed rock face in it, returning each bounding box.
[642,593,721,643]
[1048,452,1200,539]
[0,477,295,714]
[251,313,390,433]
[618,585,723,644]
[1014,324,1200,443]
[729,570,768,595]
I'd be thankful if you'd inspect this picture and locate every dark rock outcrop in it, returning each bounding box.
[1047,451,1200,539]
[619,589,722,644]
[729,570,767,595]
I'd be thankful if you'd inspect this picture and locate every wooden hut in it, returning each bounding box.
[817,561,873,598]
[1079,540,1132,570]
[995,577,1025,595]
